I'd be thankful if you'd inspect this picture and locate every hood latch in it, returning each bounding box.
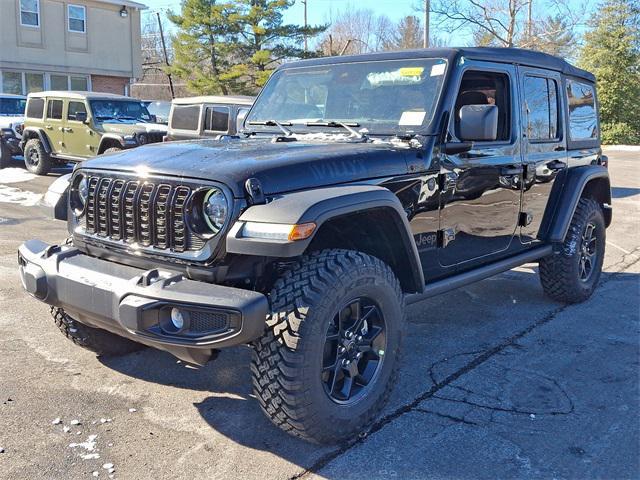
[245,177,266,205]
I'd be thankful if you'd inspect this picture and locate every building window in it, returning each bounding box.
[25,72,44,94]
[50,74,69,90]
[20,0,40,27]
[68,4,86,33]
[2,72,23,95]
[70,76,88,91]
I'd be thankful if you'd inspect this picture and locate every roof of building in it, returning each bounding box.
[281,47,595,82]
[172,95,255,106]
[94,0,147,10]
[27,91,138,101]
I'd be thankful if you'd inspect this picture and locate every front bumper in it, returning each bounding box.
[1,135,22,155]
[18,240,268,365]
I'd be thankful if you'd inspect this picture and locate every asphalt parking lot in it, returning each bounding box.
[0,148,638,480]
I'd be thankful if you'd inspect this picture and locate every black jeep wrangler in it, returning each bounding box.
[18,48,611,444]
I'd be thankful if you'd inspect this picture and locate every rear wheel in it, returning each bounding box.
[23,138,51,175]
[51,307,145,356]
[539,197,606,303]
[251,249,405,444]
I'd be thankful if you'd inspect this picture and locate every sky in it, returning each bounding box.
[141,0,597,47]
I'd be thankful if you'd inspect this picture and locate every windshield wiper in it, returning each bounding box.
[247,120,293,137]
[305,121,365,139]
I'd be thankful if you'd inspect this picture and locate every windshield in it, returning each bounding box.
[147,101,171,123]
[89,100,152,122]
[0,98,26,116]
[246,58,447,135]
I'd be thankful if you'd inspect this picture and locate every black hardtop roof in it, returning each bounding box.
[280,47,595,82]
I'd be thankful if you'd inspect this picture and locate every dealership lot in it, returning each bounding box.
[0,148,638,480]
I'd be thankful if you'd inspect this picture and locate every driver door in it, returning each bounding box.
[64,100,97,158]
[438,63,523,267]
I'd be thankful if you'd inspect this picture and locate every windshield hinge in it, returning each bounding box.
[245,178,266,205]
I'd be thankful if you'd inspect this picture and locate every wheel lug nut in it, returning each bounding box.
[338,346,346,354]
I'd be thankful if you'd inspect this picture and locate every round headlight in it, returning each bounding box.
[203,188,228,234]
[78,175,89,207]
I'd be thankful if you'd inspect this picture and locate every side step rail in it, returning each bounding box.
[405,245,553,305]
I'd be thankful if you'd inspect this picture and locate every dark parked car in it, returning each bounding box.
[165,95,254,141]
[18,48,610,444]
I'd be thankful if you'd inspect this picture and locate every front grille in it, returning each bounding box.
[82,174,199,253]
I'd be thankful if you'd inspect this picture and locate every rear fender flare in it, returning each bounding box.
[21,127,52,153]
[545,165,611,243]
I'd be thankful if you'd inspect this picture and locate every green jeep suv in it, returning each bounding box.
[20,91,167,175]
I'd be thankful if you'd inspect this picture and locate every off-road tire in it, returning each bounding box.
[539,197,606,303]
[23,138,51,175]
[251,249,405,444]
[103,147,122,154]
[0,140,11,168]
[51,306,145,356]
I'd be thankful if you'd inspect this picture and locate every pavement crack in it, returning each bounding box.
[290,253,640,480]
[413,407,478,425]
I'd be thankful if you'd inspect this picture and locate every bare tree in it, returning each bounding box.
[316,9,393,55]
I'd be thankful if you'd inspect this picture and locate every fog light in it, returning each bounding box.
[170,308,185,330]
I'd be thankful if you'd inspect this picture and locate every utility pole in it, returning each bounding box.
[156,12,175,99]
[302,0,308,52]
[527,0,533,41]
[423,0,430,48]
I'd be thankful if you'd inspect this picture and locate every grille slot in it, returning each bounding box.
[189,310,229,334]
[82,175,199,253]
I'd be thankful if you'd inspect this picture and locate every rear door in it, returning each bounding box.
[438,62,523,267]
[518,67,567,243]
[44,98,65,155]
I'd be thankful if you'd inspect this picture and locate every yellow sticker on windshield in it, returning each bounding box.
[399,67,424,77]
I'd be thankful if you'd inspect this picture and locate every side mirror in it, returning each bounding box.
[236,107,250,132]
[458,104,498,142]
[75,111,88,123]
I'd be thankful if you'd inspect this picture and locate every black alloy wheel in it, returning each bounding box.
[579,222,597,282]
[322,297,387,404]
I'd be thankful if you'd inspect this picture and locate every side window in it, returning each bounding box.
[46,99,63,120]
[454,70,511,142]
[204,106,230,132]
[523,76,559,141]
[67,101,86,121]
[26,98,45,119]
[170,105,200,130]
[566,79,597,140]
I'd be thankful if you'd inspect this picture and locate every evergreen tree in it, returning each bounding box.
[579,0,640,144]
[168,0,325,95]
[383,15,423,51]
[168,0,243,95]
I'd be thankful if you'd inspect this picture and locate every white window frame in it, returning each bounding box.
[67,4,86,34]
[0,71,92,94]
[19,0,40,28]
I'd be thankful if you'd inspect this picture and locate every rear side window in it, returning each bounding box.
[170,105,200,130]
[566,79,597,140]
[523,76,559,141]
[26,98,45,118]
[46,99,63,120]
[67,101,86,121]
[204,106,229,132]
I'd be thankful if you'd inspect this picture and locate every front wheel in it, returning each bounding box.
[539,197,606,303]
[251,249,405,444]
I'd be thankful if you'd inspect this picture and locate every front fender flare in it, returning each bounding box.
[98,134,126,153]
[226,185,424,288]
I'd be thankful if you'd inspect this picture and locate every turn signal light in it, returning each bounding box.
[288,222,316,241]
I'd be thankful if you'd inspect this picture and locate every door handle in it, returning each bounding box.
[500,166,523,176]
[547,160,566,170]
[45,125,52,130]
[553,145,566,152]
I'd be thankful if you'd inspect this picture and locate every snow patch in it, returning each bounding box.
[603,145,640,152]
[0,168,37,184]
[0,185,42,206]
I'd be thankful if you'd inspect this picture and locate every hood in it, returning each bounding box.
[82,137,415,197]
[100,122,167,135]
